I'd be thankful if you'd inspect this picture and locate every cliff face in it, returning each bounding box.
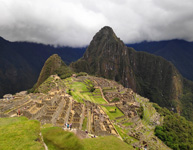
[71,26,183,110]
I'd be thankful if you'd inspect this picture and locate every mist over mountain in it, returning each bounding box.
[0,37,85,98]
[127,40,193,81]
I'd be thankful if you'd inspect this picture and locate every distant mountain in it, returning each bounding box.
[71,26,193,121]
[0,37,85,97]
[127,40,193,81]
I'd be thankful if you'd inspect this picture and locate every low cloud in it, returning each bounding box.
[0,0,193,47]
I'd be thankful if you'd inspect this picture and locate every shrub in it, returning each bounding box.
[137,105,144,119]
[90,86,95,92]
[68,89,72,96]
[60,73,72,79]
[76,72,88,77]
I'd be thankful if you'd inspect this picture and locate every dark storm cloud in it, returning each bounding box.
[0,0,193,47]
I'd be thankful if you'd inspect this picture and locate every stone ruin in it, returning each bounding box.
[105,92,135,103]
[116,101,141,119]
[86,76,135,104]
[0,89,119,137]
[84,100,118,136]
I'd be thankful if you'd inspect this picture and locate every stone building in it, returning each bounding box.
[3,94,13,100]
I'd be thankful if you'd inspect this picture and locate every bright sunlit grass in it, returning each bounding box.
[101,106,124,120]
[0,117,44,150]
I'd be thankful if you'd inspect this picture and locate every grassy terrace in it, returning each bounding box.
[102,87,118,94]
[42,127,84,150]
[100,105,140,147]
[36,76,66,93]
[142,103,157,124]
[36,76,55,93]
[114,124,138,146]
[82,117,87,131]
[42,126,134,150]
[101,106,124,120]
[135,94,158,124]
[68,80,107,104]
[0,117,44,150]
[83,135,135,150]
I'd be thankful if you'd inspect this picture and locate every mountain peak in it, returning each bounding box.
[35,54,65,88]
[82,26,125,60]
[93,26,117,40]
[98,26,114,35]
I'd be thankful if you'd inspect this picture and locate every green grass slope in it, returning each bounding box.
[83,136,134,150]
[36,76,66,93]
[64,77,107,104]
[0,117,44,150]
[41,126,134,150]
[42,127,83,150]
[101,106,124,120]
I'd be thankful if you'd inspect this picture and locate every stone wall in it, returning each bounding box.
[32,105,46,120]
[0,113,8,118]
[51,98,65,125]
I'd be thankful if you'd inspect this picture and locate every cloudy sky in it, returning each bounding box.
[0,0,193,47]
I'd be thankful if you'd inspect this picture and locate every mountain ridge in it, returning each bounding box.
[127,39,193,81]
[71,26,192,121]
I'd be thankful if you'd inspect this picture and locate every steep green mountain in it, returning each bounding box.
[0,36,85,98]
[33,54,73,91]
[153,103,193,150]
[127,40,193,81]
[71,26,193,121]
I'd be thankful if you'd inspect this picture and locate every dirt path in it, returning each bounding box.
[96,86,109,104]
[79,104,85,130]
[40,132,48,150]
[87,109,91,133]
[64,98,72,124]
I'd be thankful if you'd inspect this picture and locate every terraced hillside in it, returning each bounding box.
[0,74,172,150]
